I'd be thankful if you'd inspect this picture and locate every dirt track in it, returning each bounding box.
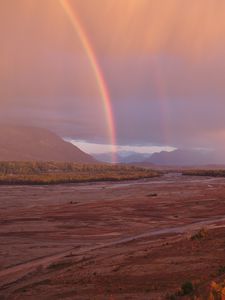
[1,173,225,299]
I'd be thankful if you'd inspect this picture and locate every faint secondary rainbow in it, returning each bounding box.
[59,0,117,162]
[152,57,172,146]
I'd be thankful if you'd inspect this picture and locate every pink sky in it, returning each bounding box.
[1,0,225,153]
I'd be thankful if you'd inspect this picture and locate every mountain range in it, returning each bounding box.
[93,151,150,164]
[145,149,212,166]
[1,125,224,166]
[93,149,225,166]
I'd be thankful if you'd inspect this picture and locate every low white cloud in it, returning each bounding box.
[66,139,176,154]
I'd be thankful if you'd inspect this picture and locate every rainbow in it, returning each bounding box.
[59,0,117,162]
[152,57,172,146]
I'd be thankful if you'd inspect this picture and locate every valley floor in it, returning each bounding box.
[1,174,225,299]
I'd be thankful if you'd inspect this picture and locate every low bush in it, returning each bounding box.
[190,228,208,241]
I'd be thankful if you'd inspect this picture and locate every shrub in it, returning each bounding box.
[181,281,194,295]
[218,265,225,276]
[190,228,208,241]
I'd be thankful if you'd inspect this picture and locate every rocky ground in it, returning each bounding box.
[1,173,225,299]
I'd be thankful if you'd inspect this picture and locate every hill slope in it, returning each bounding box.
[145,149,212,166]
[0,125,95,163]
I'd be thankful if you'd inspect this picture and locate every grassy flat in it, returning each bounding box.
[0,161,160,185]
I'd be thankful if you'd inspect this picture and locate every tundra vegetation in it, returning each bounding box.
[0,161,160,185]
[182,169,225,177]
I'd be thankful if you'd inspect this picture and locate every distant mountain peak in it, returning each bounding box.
[92,150,150,163]
[145,149,213,166]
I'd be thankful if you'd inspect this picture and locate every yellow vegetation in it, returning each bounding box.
[0,161,160,185]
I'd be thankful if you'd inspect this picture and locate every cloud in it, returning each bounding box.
[1,0,225,152]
